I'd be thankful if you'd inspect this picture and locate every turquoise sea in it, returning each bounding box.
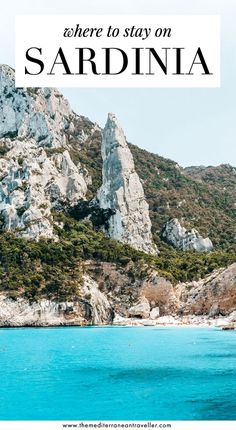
[0,326,235,420]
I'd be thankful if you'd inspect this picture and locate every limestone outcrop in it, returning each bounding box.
[82,275,113,324]
[79,262,236,321]
[128,298,150,319]
[0,296,86,327]
[0,67,157,253]
[150,307,160,319]
[176,263,236,316]
[97,113,157,254]
[161,218,213,252]
[0,65,89,239]
[0,275,113,326]
[0,260,236,327]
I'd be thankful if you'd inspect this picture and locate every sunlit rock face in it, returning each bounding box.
[97,113,157,255]
[176,263,236,316]
[0,65,88,239]
[0,67,157,251]
[161,218,213,252]
[0,275,113,327]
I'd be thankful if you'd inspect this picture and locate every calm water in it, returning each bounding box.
[0,326,236,420]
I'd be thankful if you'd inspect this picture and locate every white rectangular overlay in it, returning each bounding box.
[15,15,220,88]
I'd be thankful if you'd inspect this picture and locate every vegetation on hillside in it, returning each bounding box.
[67,118,235,251]
[0,214,235,302]
[0,116,235,303]
[130,144,236,249]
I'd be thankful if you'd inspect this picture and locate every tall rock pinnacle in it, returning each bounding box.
[97,113,157,255]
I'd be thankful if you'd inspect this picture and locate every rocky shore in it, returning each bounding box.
[0,292,235,330]
[0,263,236,330]
[113,313,236,329]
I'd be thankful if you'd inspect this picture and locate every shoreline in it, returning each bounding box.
[112,314,236,329]
[1,294,235,330]
[0,316,235,329]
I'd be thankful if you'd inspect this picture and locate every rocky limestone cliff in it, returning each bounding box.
[161,218,213,252]
[0,260,235,327]
[0,65,90,239]
[0,274,113,326]
[0,66,157,254]
[97,113,157,255]
[176,263,236,316]
[108,262,236,322]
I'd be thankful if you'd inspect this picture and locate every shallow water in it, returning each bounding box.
[0,326,235,420]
